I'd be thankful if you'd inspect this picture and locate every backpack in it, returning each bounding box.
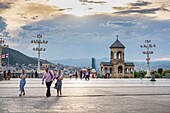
[49,71,53,80]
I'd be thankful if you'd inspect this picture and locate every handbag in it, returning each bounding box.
[54,81,58,89]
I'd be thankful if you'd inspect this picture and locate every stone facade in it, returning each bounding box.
[100,38,134,78]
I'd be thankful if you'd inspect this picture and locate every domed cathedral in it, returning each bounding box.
[100,36,135,78]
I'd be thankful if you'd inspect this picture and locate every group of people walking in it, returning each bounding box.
[79,69,91,80]
[69,69,92,80]
[18,68,99,97]
[19,67,63,97]
[42,68,63,97]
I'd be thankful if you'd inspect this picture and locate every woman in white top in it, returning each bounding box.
[19,70,26,96]
[54,70,63,97]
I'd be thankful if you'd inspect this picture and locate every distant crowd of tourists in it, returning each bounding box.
[74,69,91,80]
[69,69,110,80]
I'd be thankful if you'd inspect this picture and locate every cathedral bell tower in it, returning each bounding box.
[110,35,125,64]
[100,35,134,78]
[110,35,125,77]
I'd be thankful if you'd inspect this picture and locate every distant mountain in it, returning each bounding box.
[51,58,170,71]
[134,61,170,71]
[50,58,91,68]
[2,48,51,65]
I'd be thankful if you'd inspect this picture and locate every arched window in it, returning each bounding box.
[130,68,133,73]
[105,68,107,74]
[109,68,112,74]
[114,52,116,59]
[125,68,128,74]
[117,51,122,60]
[118,66,123,73]
[111,51,113,59]
[118,54,121,59]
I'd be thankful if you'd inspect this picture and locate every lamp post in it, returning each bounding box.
[31,34,48,72]
[0,37,9,72]
[140,40,156,79]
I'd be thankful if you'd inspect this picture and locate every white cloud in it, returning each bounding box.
[112,0,170,20]
[154,58,170,61]
[0,0,169,39]
[0,0,63,37]
[0,0,170,60]
[100,20,148,29]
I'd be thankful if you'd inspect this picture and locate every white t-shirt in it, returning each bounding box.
[20,74,26,79]
[56,74,63,79]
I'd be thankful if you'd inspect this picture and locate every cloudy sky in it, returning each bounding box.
[0,0,170,62]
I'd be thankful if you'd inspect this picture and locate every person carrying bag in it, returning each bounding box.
[54,70,63,97]
[42,68,54,97]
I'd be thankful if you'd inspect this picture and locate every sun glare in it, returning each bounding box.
[65,10,91,17]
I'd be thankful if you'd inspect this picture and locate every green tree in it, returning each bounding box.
[134,71,140,78]
[155,72,163,78]
[163,70,170,76]
[157,68,163,74]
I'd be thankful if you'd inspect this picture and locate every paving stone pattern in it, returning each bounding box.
[0,78,170,113]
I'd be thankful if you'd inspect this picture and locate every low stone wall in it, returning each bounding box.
[110,73,134,78]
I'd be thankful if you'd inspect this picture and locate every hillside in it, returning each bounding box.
[2,48,50,65]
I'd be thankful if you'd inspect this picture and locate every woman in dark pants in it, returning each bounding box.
[42,68,54,97]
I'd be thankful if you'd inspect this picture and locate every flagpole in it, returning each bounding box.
[8,53,9,69]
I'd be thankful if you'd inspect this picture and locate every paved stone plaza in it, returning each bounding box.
[0,78,170,113]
